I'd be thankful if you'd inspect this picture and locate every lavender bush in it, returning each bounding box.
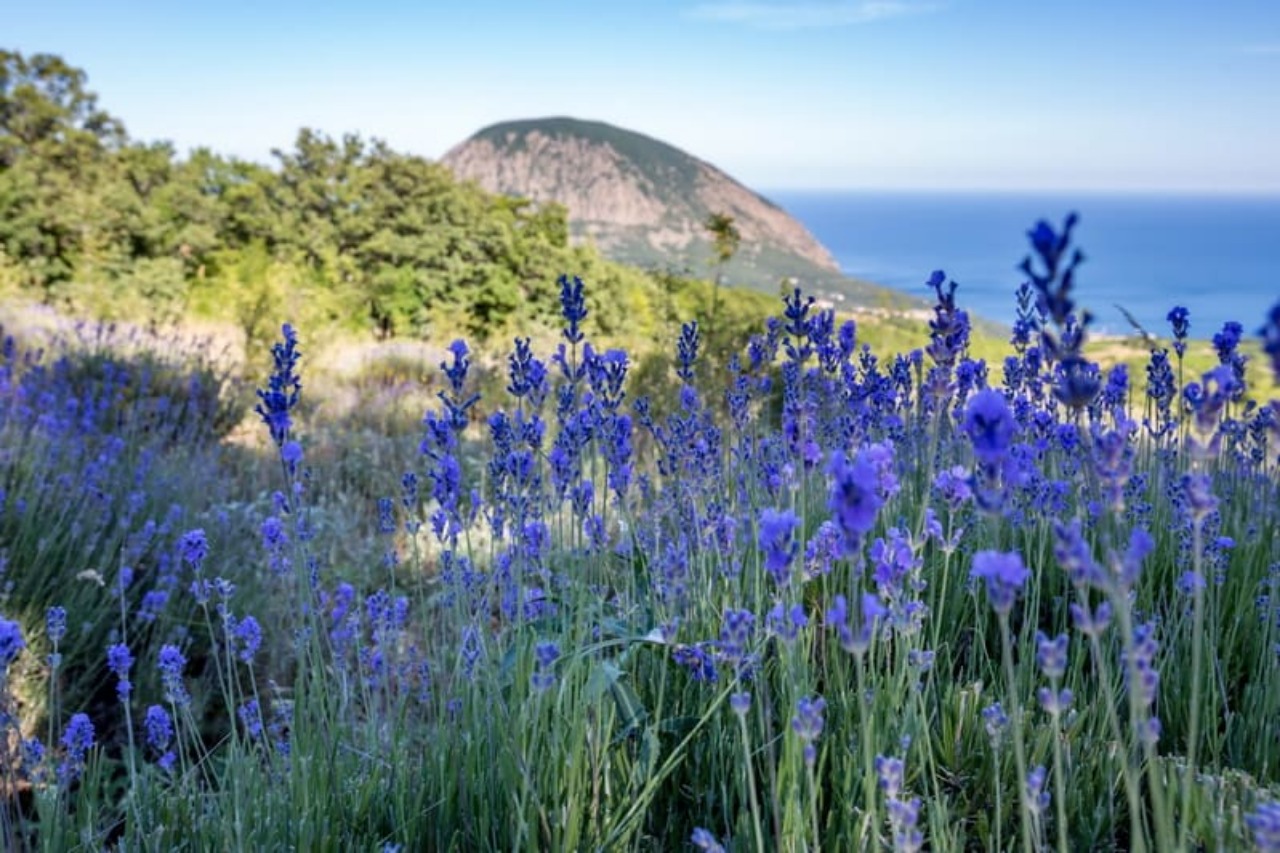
[0,217,1278,850]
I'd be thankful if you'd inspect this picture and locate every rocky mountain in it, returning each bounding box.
[441,117,857,295]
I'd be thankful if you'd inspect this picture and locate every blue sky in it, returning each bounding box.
[8,0,1280,191]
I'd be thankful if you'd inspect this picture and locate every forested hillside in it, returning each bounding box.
[0,50,778,357]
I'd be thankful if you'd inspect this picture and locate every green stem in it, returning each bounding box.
[998,615,1034,853]
[1049,686,1069,853]
[736,710,767,853]
[1181,518,1206,852]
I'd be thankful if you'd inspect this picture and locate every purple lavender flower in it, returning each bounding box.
[924,269,970,369]
[1167,306,1190,357]
[281,440,303,469]
[233,615,263,663]
[58,712,95,784]
[507,337,548,403]
[887,795,924,853]
[691,827,726,853]
[1260,301,1280,385]
[238,699,264,739]
[766,601,808,643]
[0,617,25,669]
[255,323,302,447]
[962,389,1017,465]
[558,275,588,344]
[262,515,288,548]
[1247,800,1280,852]
[1124,621,1162,745]
[758,508,800,586]
[792,695,826,766]
[1182,473,1218,521]
[970,550,1031,615]
[730,691,751,716]
[531,640,559,691]
[676,321,700,382]
[1037,687,1074,716]
[1034,631,1068,680]
[1054,519,1103,588]
[460,626,483,680]
[179,528,209,570]
[144,704,173,756]
[1070,600,1113,638]
[933,466,973,510]
[804,520,843,580]
[441,339,471,396]
[982,702,1009,742]
[718,608,756,674]
[46,606,67,646]
[106,642,133,701]
[828,449,883,552]
[137,589,169,623]
[875,754,906,798]
[1026,765,1051,816]
[826,593,885,656]
[158,644,189,706]
[1213,321,1244,364]
[21,737,45,782]
[672,643,718,683]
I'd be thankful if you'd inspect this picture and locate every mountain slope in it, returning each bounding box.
[441,117,865,296]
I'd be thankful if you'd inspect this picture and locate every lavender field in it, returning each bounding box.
[2,215,1280,851]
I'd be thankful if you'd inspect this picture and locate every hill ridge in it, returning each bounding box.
[442,116,847,294]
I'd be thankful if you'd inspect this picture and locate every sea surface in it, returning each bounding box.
[767,190,1280,340]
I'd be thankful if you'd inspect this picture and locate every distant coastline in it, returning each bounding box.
[768,189,1280,340]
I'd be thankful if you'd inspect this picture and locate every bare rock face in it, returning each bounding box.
[441,117,841,290]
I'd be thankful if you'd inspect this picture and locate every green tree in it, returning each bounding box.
[703,210,741,370]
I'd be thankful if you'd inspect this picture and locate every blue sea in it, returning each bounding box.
[767,190,1280,340]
